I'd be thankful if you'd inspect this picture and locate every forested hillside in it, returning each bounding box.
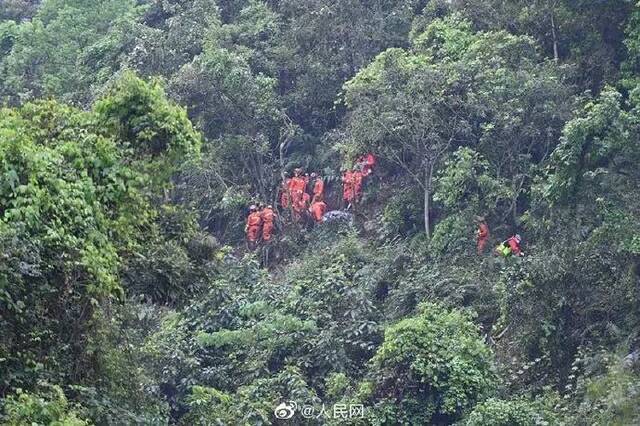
[1,1,639,424]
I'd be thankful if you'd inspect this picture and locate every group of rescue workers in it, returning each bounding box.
[342,153,376,208]
[244,154,377,249]
[245,152,525,258]
[244,203,277,250]
[475,216,525,258]
[279,168,328,223]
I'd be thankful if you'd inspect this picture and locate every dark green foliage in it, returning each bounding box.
[0,0,141,105]
[0,73,201,422]
[2,1,640,425]
[362,303,495,424]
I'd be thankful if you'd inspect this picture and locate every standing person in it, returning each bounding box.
[352,168,364,204]
[311,173,324,200]
[293,191,311,222]
[289,168,307,210]
[309,195,327,223]
[289,169,308,222]
[342,169,354,209]
[261,204,277,243]
[245,205,263,250]
[475,216,490,255]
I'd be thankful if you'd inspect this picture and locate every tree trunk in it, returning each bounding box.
[424,161,433,239]
[551,10,559,62]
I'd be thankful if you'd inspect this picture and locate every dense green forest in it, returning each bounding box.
[1,0,640,424]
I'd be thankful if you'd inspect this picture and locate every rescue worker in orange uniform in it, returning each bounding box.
[496,234,524,257]
[352,168,364,203]
[261,204,277,243]
[288,168,307,208]
[475,216,490,255]
[294,192,310,221]
[342,169,354,207]
[357,153,376,176]
[245,205,262,250]
[280,177,291,209]
[311,173,324,200]
[506,234,524,256]
[309,195,327,223]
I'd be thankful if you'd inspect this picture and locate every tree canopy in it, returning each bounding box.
[2,0,640,425]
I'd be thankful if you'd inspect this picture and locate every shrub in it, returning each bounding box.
[464,397,557,426]
[364,303,496,424]
[1,385,89,426]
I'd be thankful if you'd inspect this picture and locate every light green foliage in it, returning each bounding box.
[364,303,495,424]
[2,2,640,426]
[543,87,640,255]
[435,0,632,90]
[95,72,202,183]
[0,0,140,105]
[143,236,382,422]
[0,100,134,298]
[131,0,222,77]
[431,147,511,254]
[343,16,569,236]
[0,73,202,422]
[463,397,557,426]
[181,367,318,425]
[411,14,475,60]
[2,385,89,425]
[212,0,284,76]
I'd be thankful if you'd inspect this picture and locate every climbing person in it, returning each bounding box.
[357,153,376,176]
[475,216,490,255]
[352,167,364,204]
[245,205,263,250]
[309,195,327,223]
[496,234,524,257]
[311,172,324,199]
[261,204,276,243]
[342,169,354,208]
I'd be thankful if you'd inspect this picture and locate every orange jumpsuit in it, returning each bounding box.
[280,179,291,209]
[309,200,327,223]
[342,171,354,203]
[261,207,276,242]
[352,170,364,202]
[358,153,376,176]
[289,176,307,207]
[313,178,325,199]
[477,222,489,254]
[506,236,522,256]
[246,211,262,242]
